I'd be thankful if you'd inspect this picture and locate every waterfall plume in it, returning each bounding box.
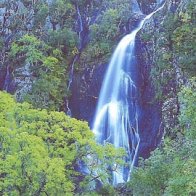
[92,3,165,185]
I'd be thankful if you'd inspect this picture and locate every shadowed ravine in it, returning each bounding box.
[92,3,165,185]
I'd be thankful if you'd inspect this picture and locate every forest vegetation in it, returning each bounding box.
[0,0,195,195]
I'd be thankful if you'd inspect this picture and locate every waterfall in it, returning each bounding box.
[92,3,165,185]
[66,5,83,116]
[67,4,83,90]
[77,5,84,50]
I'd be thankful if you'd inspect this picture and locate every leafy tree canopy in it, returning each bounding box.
[128,79,196,196]
[0,91,125,195]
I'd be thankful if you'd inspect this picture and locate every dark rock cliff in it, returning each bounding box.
[69,0,192,159]
[69,41,162,159]
[0,0,191,159]
[138,0,192,139]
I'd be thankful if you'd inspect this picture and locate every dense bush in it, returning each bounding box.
[9,35,69,110]
[128,79,196,195]
[0,91,125,195]
[150,1,196,101]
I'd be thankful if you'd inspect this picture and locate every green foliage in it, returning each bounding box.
[47,27,78,58]
[150,1,196,101]
[129,149,170,195]
[129,138,196,196]
[10,34,45,65]
[34,3,49,28]
[81,8,120,64]
[150,49,173,101]
[97,185,118,196]
[82,40,111,63]
[0,38,4,50]
[140,32,151,43]
[149,12,177,101]
[3,0,135,98]
[129,18,196,191]
[9,35,68,110]
[178,78,196,139]
[171,3,196,73]
[81,0,132,64]
[172,23,196,75]
[127,79,196,195]
[49,0,75,27]
[0,92,125,195]
[91,9,120,41]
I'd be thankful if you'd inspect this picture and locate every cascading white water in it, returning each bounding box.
[92,3,165,185]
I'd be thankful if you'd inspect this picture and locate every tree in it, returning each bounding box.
[49,0,75,28]
[127,79,196,195]
[0,91,125,195]
[9,35,69,110]
[178,78,196,139]
[80,0,132,64]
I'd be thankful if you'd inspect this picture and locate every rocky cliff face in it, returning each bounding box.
[0,0,140,102]
[69,0,193,159]
[0,0,193,159]
[0,1,51,99]
[138,0,194,139]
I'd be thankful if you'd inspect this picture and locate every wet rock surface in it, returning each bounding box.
[0,0,190,161]
[70,0,190,160]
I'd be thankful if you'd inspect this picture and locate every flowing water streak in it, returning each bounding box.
[77,5,84,49]
[92,3,165,185]
[3,65,11,91]
[66,56,77,116]
[66,5,84,116]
